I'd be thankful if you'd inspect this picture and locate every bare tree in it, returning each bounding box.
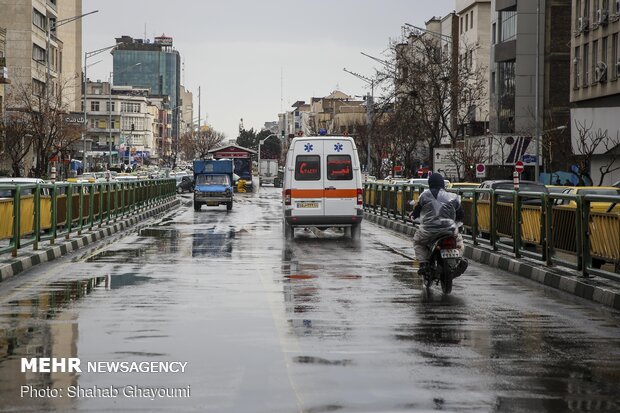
[5,72,82,178]
[0,110,33,177]
[447,137,490,181]
[572,119,620,186]
[180,127,225,160]
[372,32,488,174]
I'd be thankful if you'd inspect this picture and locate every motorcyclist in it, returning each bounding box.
[411,173,465,276]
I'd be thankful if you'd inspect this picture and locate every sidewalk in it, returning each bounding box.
[0,198,180,283]
[365,212,620,310]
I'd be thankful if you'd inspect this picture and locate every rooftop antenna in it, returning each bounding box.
[144,23,147,41]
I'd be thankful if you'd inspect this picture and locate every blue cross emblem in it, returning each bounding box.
[304,143,314,152]
[334,143,343,152]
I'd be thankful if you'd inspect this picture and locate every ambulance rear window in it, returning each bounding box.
[327,155,353,180]
[295,155,321,181]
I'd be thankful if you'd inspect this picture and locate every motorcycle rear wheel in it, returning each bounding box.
[440,275,453,294]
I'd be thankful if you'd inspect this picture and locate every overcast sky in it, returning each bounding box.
[83,0,455,140]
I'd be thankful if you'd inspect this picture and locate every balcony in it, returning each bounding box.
[46,0,57,12]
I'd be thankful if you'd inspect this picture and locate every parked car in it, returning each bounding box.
[0,178,48,199]
[614,180,620,188]
[478,180,549,204]
[556,187,620,212]
[176,175,194,193]
[449,182,479,199]
[406,177,451,187]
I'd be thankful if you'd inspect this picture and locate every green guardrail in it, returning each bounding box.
[0,179,176,258]
[363,183,620,282]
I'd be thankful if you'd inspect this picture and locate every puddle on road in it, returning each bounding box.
[293,356,353,366]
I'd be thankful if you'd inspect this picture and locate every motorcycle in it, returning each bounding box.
[409,205,467,294]
[421,233,467,294]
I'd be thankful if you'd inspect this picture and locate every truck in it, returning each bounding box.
[232,158,253,191]
[259,159,281,187]
[193,159,234,211]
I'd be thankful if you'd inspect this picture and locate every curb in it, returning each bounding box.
[364,212,620,310]
[0,198,181,284]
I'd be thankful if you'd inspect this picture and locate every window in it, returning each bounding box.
[295,155,320,181]
[106,101,115,112]
[32,78,45,96]
[32,44,45,63]
[575,46,581,87]
[327,155,353,181]
[576,0,582,30]
[490,71,496,94]
[584,0,591,17]
[465,14,469,32]
[583,43,589,86]
[492,23,496,44]
[121,102,140,113]
[613,33,619,79]
[499,11,517,42]
[593,40,599,82]
[91,101,100,111]
[602,36,608,66]
[32,8,46,30]
[470,11,474,29]
[460,17,464,34]
[497,60,515,133]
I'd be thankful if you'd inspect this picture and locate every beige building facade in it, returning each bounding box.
[0,0,63,99]
[57,0,82,112]
[570,0,620,185]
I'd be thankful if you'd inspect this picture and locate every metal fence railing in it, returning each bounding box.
[363,183,620,282]
[0,179,176,257]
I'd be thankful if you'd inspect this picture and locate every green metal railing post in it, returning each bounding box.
[77,184,84,235]
[490,190,498,251]
[88,183,95,229]
[65,184,74,239]
[575,196,584,272]
[472,190,479,245]
[513,191,521,258]
[51,185,58,245]
[543,194,554,266]
[12,189,21,257]
[98,183,104,227]
[581,198,592,277]
[33,184,41,250]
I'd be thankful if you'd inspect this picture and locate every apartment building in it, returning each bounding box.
[56,0,82,112]
[457,0,492,135]
[84,80,156,168]
[489,0,571,179]
[570,0,620,185]
[0,0,63,98]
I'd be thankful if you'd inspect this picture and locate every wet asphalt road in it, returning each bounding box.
[1,186,620,412]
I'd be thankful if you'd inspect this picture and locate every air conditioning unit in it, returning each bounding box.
[578,17,590,32]
[595,62,608,83]
[597,9,609,25]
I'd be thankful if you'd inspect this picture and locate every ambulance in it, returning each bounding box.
[282,136,364,239]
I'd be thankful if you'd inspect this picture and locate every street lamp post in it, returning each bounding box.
[41,10,97,175]
[258,134,280,170]
[83,42,123,172]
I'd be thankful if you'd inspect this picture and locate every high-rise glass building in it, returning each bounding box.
[112,35,181,138]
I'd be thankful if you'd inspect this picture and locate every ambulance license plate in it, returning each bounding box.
[440,249,460,258]
[206,202,219,206]
[296,202,319,208]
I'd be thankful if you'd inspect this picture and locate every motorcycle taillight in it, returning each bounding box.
[440,237,457,249]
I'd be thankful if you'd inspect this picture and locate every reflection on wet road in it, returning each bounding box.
[0,187,619,412]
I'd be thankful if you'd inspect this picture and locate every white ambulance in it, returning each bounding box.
[282,136,364,239]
